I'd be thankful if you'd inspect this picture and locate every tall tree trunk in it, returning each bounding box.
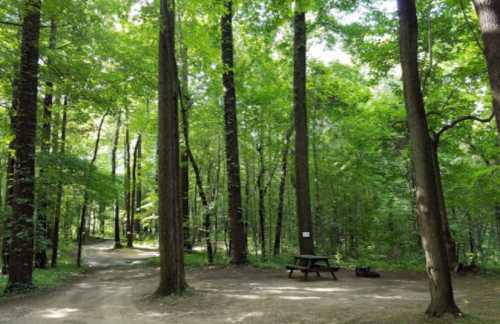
[397,0,461,316]
[430,141,458,269]
[35,17,57,270]
[131,134,141,245]
[157,0,185,295]
[274,128,292,257]
[136,134,142,237]
[111,113,122,249]
[473,0,500,141]
[51,97,68,267]
[178,67,214,262]
[6,0,42,293]
[124,111,132,248]
[220,0,246,265]
[2,76,19,275]
[256,143,266,259]
[473,0,500,250]
[76,113,107,267]
[179,28,191,251]
[293,3,314,255]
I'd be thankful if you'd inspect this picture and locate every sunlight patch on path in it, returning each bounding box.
[39,308,79,319]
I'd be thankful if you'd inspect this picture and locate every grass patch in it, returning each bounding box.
[0,240,85,296]
[148,251,229,268]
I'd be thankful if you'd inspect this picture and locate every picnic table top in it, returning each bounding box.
[295,255,330,261]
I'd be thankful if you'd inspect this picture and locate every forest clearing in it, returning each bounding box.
[0,241,499,324]
[1,0,500,323]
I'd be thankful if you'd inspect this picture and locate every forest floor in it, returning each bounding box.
[0,241,499,324]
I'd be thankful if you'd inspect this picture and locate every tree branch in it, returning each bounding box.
[0,20,22,27]
[435,112,494,142]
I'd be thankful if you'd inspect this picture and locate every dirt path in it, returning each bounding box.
[0,241,499,323]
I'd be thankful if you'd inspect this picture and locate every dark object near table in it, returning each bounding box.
[355,266,381,278]
[455,263,480,275]
[286,255,339,280]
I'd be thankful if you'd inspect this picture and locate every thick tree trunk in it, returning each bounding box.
[51,97,68,267]
[76,114,107,267]
[35,17,57,270]
[473,0,500,141]
[221,0,247,265]
[111,114,122,249]
[473,0,500,249]
[274,128,293,257]
[293,5,314,255]
[6,0,42,293]
[157,0,186,295]
[397,0,461,317]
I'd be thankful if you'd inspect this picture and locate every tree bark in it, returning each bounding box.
[2,75,19,275]
[6,0,42,293]
[111,113,122,249]
[124,111,132,248]
[274,128,293,257]
[430,140,458,269]
[131,134,141,245]
[397,0,461,316]
[180,101,214,263]
[76,113,107,267]
[220,0,247,265]
[293,4,315,255]
[51,97,68,267]
[35,17,57,270]
[157,0,186,295]
[473,0,500,250]
[179,29,191,251]
[256,143,266,259]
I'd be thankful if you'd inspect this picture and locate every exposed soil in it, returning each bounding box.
[0,241,498,324]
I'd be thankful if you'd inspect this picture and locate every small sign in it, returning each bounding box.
[302,232,310,238]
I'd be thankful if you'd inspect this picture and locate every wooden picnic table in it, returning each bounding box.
[286,255,339,280]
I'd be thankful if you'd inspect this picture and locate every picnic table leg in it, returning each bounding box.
[303,259,312,281]
[326,260,338,280]
[289,270,294,278]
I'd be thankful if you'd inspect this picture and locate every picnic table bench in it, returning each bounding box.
[286,255,339,280]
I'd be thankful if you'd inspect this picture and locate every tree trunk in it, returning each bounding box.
[257,143,266,259]
[179,30,191,251]
[220,0,246,265]
[35,17,57,270]
[51,97,68,267]
[6,0,42,293]
[473,0,500,250]
[178,71,214,262]
[430,141,458,269]
[2,76,19,275]
[157,0,186,295]
[131,134,141,245]
[397,0,461,316]
[111,113,122,249]
[124,112,132,248]
[274,128,292,257]
[76,114,107,267]
[136,134,142,237]
[293,4,315,255]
